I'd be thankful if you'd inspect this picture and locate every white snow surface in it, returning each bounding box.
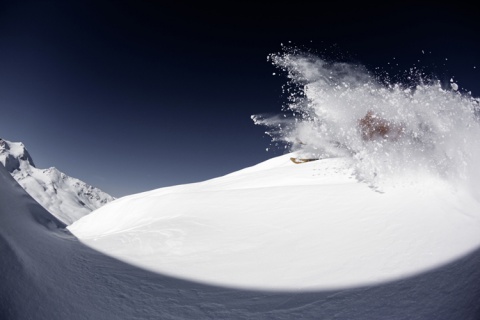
[2,154,480,319]
[69,153,480,291]
[0,138,114,224]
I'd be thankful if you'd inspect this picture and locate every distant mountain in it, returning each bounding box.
[0,138,114,224]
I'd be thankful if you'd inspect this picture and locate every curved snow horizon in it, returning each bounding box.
[68,153,480,291]
[2,158,480,319]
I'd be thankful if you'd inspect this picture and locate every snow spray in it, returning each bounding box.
[253,49,480,188]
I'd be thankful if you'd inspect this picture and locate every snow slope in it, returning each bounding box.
[0,138,114,224]
[2,156,480,319]
[69,154,480,291]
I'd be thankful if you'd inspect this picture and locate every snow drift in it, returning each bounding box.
[69,153,480,290]
[2,144,480,319]
[0,138,114,224]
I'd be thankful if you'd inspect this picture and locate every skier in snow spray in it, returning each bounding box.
[253,49,480,189]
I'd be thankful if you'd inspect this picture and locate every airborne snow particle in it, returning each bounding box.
[257,50,480,186]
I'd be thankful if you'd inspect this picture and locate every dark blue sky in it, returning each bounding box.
[1,1,479,197]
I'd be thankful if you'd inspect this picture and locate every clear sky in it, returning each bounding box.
[1,1,479,197]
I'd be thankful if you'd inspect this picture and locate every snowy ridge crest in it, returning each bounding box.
[0,138,114,224]
[0,138,35,171]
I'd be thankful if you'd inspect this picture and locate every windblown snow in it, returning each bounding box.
[0,138,114,224]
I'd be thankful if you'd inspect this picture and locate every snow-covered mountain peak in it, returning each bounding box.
[0,137,114,224]
[0,138,35,172]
